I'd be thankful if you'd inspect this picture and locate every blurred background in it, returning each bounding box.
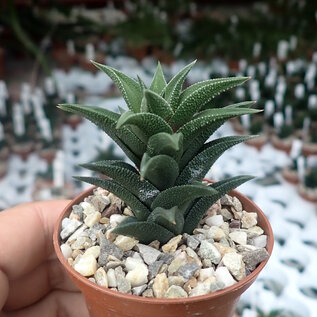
[0,1,317,316]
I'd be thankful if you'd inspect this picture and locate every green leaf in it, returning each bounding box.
[117,111,148,143]
[112,221,174,244]
[144,89,173,120]
[117,111,173,139]
[179,121,223,170]
[177,135,256,184]
[137,75,147,91]
[80,161,160,207]
[150,62,167,94]
[147,132,183,161]
[179,101,258,169]
[225,100,256,109]
[57,104,144,166]
[96,160,139,173]
[183,175,254,233]
[169,77,249,128]
[74,177,150,221]
[164,60,196,111]
[178,107,261,148]
[147,206,184,235]
[151,184,218,210]
[91,61,142,112]
[140,153,179,191]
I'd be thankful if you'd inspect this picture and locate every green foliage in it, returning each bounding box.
[305,168,317,189]
[59,61,258,243]
[249,120,263,134]
[278,124,294,139]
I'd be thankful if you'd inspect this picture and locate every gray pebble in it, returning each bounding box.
[220,195,233,206]
[178,263,200,279]
[91,195,110,212]
[242,248,269,271]
[219,208,234,221]
[148,261,164,280]
[98,235,124,266]
[183,233,200,250]
[132,284,147,296]
[60,219,82,240]
[158,253,174,265]
[72,205,84,221]
[136,244,161,265]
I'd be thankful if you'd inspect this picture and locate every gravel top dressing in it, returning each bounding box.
[60,187,269,299]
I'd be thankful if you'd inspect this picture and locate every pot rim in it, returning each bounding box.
[53,183,274,304]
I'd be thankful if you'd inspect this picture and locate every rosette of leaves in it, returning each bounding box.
[58,60,260,243]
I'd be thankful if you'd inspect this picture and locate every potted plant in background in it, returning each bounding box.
[245,119,268,151]
[53,61,273,317]
[298,167,317,203]
[282,158,300,185]
[271,123,294,154]
[302,128,317,156]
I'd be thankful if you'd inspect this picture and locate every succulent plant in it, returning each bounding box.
[58,60,260,243]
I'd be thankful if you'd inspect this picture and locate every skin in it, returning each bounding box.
[0,201,89,317]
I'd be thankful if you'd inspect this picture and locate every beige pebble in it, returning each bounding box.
[73,254,97,277]
[153,273,169,298]
[162,235,182,253]
[84,212,101,228]
[94,267,108,287]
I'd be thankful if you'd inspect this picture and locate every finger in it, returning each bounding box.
[0,200,70,280]
[5,259,78,311]
[0,269,9,311]
[4,290,89,317]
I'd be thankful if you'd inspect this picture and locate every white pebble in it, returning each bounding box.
[107,268,117,287]
[229,231,247,245]
[251,235,267,248]
[125,257,144,271]
[83,246,100,258]
[198,267,215,282]
[205,215,224,227]
[60,243,72,259]
[84,211,101,227]
[110,214,128,226]
[114,235,139,251]
[125,262,148,287]
[215,267,236,287]
[73,254,97,277]
[94,267,108,287]
[80,202,97,216]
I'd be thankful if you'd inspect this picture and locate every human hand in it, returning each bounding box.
[0,201,89,317]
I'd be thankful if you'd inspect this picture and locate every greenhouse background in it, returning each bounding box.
[0,1,317,316]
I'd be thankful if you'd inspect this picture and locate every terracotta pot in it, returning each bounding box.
[11,143,34,161]
[231,119,245,134]
[282,168,299,185]
[39,148,56,164]
[246,135,268,151]
[0,146,10,161]
[53,184,273,317]
[302,142,317,157]
[298,184,317,203]
[152,48,174,65]
[64,115,83,130]
[125,45,148,61]
[78,53,105,73]
[271,135,293,155]
[52,48,77,71]
[0,161,7,178]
